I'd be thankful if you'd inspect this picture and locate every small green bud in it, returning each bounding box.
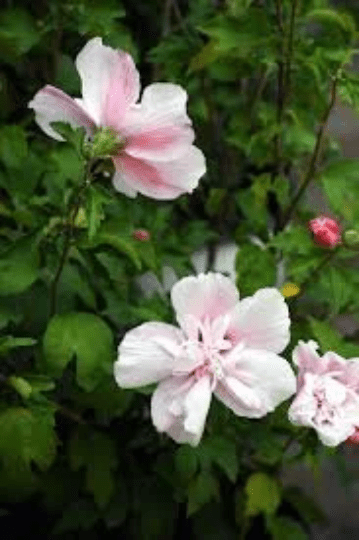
[344,229,359,246]
[86,127,126,158]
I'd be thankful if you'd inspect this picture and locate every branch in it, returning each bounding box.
[281,74,339,227]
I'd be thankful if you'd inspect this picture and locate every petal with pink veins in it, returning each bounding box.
[125,124,195,162]
[112,145,205,200]
[171,273,239,329]
[226,288,290,353]
[215,347,296,418]
[151,374,212,446]
[76,37,140,125]
[114,322,184,388]
[28,85,96,140]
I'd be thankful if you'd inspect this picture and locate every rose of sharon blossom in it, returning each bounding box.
[28,37,206,200]
[288,341,359,446]
[114,273,296,446]
[309,216,341,248]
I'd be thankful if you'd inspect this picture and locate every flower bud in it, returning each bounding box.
[86,127,126,158]
[346,429,359,445]
[133,229,151,241]
[308,216,341,248]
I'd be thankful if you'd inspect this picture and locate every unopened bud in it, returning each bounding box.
[86,127,125,158]
[309,216,341,248]
[133,229,151,241]
[346,428,359,445]
[343,229,359,247]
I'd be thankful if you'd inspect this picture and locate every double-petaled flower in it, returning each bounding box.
[29,37,206,200]
[114,273,296,446]
[288,341,359,446]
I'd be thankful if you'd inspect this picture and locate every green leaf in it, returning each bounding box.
[245,472,281,517]
[236,244,276,295]
[269,516,308,540]
[43,312,114,391]
[85,185,108,239]
[308,317,359,357]
[86,219,142,270]
[175,446,198,483]
[69,428,117,509]
[0,125,27,168]
[199,436,238,482]
[0,405,57,473]
[187,470,219,516]
[321,159,359,221]
[0,238,39,296]
[0,336,36,356]
[308,317,343,352]
[0,9,40,57]
[306,9,356,36]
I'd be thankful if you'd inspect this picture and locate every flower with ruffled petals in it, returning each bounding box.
[288,341,359,446]
[29,37,206,200]
[114,273,296,446]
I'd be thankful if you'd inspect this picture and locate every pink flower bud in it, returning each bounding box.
[309,216,341,248]
[133,229,151,241]
[346,429,359,446]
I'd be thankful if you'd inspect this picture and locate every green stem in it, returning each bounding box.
[281,74,339,227]
[50,159,94,316]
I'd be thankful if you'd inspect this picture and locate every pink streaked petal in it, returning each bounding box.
[76,37,140,125]
[113,145,205,200]
[28,85,96,140]
[221,347,296,417]
[151,374,212,446]
[226,288,290,354]
[120,83,191,136]
[171,273,239,329]
[125,125,195,162]
[114,322,184,388]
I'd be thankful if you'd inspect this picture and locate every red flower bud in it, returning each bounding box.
[346,428,359,446]
[309,216,341,248]
[133,229,151,241]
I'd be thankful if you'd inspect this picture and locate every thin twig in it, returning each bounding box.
[284,0,298,100]
[281,74,339,227]
[273,0,285,178]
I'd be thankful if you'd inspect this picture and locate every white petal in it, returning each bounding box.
[28,85,96,140]
[214,376,263,417]
[227,288,290,354]
[217,347,296,417]
[114,322,184,388]
[151,375,212,446]
[112,167,137,198]
[76,37,140,125]
[122,83,191,135]
[171,272,239,329]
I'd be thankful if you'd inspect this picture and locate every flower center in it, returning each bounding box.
[176,316,232,387]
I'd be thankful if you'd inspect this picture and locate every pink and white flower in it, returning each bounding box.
[28,37,206,200]
[288,341,359,446]
[114,273,296,446]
